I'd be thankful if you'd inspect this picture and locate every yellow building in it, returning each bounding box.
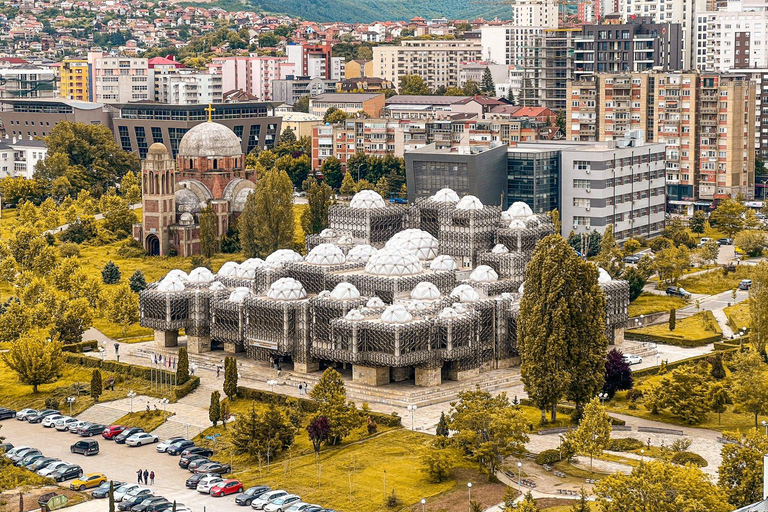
[344,59,373,79]
[60,59,89,101]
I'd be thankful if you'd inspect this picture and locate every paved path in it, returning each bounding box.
[41,203,142,236]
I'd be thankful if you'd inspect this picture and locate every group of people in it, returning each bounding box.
[136,469,155,485]
[297,381,310,395]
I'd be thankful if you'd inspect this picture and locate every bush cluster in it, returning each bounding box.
[670,451,708,467]
[535,449,562,465]
[608,438,645,452]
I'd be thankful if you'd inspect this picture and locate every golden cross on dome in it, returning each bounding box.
[205,104,215,122]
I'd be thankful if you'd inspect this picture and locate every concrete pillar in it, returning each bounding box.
[223,341,243,354]
[154,329,178,348]
[447,362,480,382]
[187,335,211,353]
[294,361,320,374]
[390,366,410,382]
[415,366,441,387]
[353,365,389,386]
[613,326,625,345]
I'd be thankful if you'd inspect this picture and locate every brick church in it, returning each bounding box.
[132,120,257,256]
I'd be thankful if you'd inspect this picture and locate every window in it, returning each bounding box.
[573,179,591,188]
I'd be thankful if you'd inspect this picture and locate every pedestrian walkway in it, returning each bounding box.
[711,307,735,338]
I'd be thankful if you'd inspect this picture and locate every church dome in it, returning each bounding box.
[148,142,169,156]
[178,122,242,158]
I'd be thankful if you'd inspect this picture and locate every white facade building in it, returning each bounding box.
[0,136,47,179]
[88,52,151,103]
[154,72,223,104]
[703,0,768,71]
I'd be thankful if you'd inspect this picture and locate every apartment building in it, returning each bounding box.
[0,136,47,179]
[285,43,345,80]
[704,2,768,71]
[154,72,222,105]
[59,59,89,101]
[373,40,483,92]
[213,56,296,101]
[272,76,338,106]
[308,93,385,118]
[88,52,151,103]
[0,66,56,99]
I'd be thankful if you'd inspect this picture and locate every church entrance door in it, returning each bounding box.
[146,234,160,256]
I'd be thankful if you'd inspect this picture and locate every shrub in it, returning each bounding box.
[608,438,644,452]
[59,242,80,258]
[116,239,146,259]
[535,449,562,465]
[421,450,453,483]
[385,490,400,508]
[44,397,59,410]
[102,261,121,284]
[626,389,644,402]
[670,438,692,453]
[671,451,707,467]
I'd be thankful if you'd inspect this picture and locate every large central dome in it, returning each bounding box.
[178,122,243,158]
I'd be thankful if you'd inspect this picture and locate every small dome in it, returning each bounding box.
[430,255,458,271]
[209,281,227,291]
[157,276,185,292]
[179,212,195,226]
[217,261,241,277]
[345,308,365,321]
[319,229,335,237]
[228,286,251,303]
[148,142,169,156]
[365,247,422,277]
[430,188,460,203]
[350,190,386,209]
[438,307,460,319]
[306,243,346,265]
[265,249,303,267]
[450,284,480,303]
[367,297,385,308]
[456,195,483,210]
[507,201,533,219]
[518,282,525,293]
[386,229,439,261]
[178,122,242,158]
[346,244,377,264]
[381,304,413,324]
[188,267,214,284]
[598,267,612,284]
[406,300,427,313]
[267,277,307,301]
[165,269,189,282]
[470,265,498,283]
[330,282,361,300]
[508,219,527,230]
[237,258,265,279]
[491,244,509,254]
[411,281,441,301]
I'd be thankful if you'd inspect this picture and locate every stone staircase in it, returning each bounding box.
[152,419,206,441]
[75,403,127,425]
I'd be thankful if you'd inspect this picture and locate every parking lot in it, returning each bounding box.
[1,416,250,512]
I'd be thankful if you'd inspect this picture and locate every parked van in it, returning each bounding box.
[70,440,99,456]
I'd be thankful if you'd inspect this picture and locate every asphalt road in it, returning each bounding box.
[1,417,254,512]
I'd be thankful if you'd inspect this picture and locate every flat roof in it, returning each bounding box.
[311,93,383,101]
[385,95,469,105]
[0,98,105,110]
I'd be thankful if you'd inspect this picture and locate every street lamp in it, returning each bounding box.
[762,420,767,437]
[66,396,76,416]
[420,498,426,512]
[407,404,417,431]
[160,398,169,419]
[467,482,472,509]
[517,461,522,493]
[127,390,136,413]
[598,392,607,406]
[267,379,277,393]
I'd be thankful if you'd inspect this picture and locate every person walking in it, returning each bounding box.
[303,381,309,393]
[143,469,148,485]
[216,366,221,379]
[114,342,119,355]
[298,383,303,395]
[137,469,143,484]
[149,471,155,485]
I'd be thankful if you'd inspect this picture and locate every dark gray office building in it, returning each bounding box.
[506,146,561,213]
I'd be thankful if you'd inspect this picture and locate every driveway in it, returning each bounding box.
[0,417,246,512]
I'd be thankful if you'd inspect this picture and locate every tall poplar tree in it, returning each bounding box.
[199,205,219,258]
[750,261,768,358]
[301,177,334,235]
[250,169,295,256]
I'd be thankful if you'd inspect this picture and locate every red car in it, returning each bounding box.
[101,425,126,440]
[210,480,244,497]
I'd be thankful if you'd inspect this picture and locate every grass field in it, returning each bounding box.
[678,265,755,294]
[630,310,722,345]
[724,301,751,332]
[628,293,689,318]
[111,410,169,432]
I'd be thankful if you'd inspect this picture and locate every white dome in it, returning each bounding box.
[265,249,303,267]
[345,308,365,321]
[411,281,441,301]
[188,267,214,284]
[365,247,422,277]
[217,261,241,277]
[508,219,527,230]
[366,297,385,308]
[330,282,361,300]
[381,304,413,324]
[430,255,458,271]
[350,190,386,209]
[228,287,251,304]
[450,284,480,303]
[306,243,346,265]
[491,244,509,254]
[267,277,307,301]
[209,281,227,291]
[165,269,189,282]
[430,188,460,203]
[470,265,498,283]
[438,307,460,319]
[518,282,525,293]
[456,195,483,210]
[179,212,195,226]
[158,276,185,292]
[319,229,335,237]
[386,229,439,261]
[507,201,533,219]
[346,244,377,264]
[598,267,612,284]
[237,258,265,279]
[178,122,242,158]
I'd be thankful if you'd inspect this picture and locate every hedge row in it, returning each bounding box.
[518,398,626,426]
[62,340,99,353]
[624,331,722,347]
[632,347,740,378]
[174,376,200,400]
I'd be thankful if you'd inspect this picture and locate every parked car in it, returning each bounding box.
[185,473,213,489]
[119,491,154,511]
[123,487,153,504]
[92,480,126,499]
[156,437,185,453]
[29,457,59,472]
[4,446,29,459]
[623,255,641,264]
[187,458,212,472]
[697,237,713,247]
[115,428,144,444]
[10,447,40,462]
[236,486,271,506]
[16,408,37,421]
[196,476,224,494]
[114,483,142,502]
[623,354,643,365]
[180,446,212,458]
[131,497,169,512]
[144,501,174,512]
[55,417,77,431]
[42,414,65,428]
[18,452,45,468]
[102,425,127,440]
[167,440,195,456]
[718,238,733,245]
[70,473,107,491]
[252,491,288,510]
[0,442,12,453]
[0,407,16,420]
[51,464,83,482]
[178,454,207,469]
[666,286,691,299]
[27,409,59,424]
[285,503,316,512]
[195,462,231,475]
[210,480,244,497]
[264,494,301,512]
[80,423,106,437]
[38,461,71,477]
[68,421,90,433]
[739,279,753,290]
[70,439,99,456]
[126,433,158,447]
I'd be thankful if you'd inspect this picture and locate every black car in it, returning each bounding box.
[132,498,170,512]
[92,481,126,499]
[51,464,83,482]
[27,409,59,424]
[146,501,174,512]
[0,442,13,453]
[18,453,45,468]
[187,458,211,472]
[0,407,16,420]
[718,238,734,245]
[666,286,691,299]
[80,423,106,437]
[195,462,231,475]
[178,453,207,469]
[185,473,213,489]
[118,490,154,511]
[235,486,271,506]
[167,440,195,456]
[115,428,144,444]
[29,457,59,472]
[180,446,213,458]
[71,439,99,456]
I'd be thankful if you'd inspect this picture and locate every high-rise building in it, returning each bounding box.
[0,66,56,99]
[703,1,768,71]
[154,72,223,105]
[213,56,296,101]
[285,43,345,80]
[59,59,89,101]
[88,52,151,103]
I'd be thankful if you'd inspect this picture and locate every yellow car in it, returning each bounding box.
[735,246,746,256]
[70,473,107,491]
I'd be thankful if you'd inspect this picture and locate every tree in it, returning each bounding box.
[279,126,297,145]
[309,368,360,445]
[657,364,710,424]
[711,197,746,237]
[481,67,495,96]
[209,390,221,427]
[320,157,343,190]
[708,382,728,424]
[233,403,295,458]
[339,172,356,196]
[518,235,607,422]
[421,449,453,483]
[596,460,729,512]
[603,348,633,399]
[108,481,115,512]
[689,210,707,234]
[595,224,624,278]
[735,230,767,257]
[652,245,691,285]
[730,349,768,427]
[751,262,768,358]
[276,154,311,188]
[50,297,92,344]
[307,415,331,454]
[624,267,645,302]
[101,261,121,284]
[199,205,219,259]
[2,333,63,393]
[301,177,334,235]
[662,218,696,248]
[293,95,309,113]
[107,284,139,337]
[669,308,676,331]
[248,169,295,256]
[398,75,430,95]
[570,488,590,512]
[699,239,720,264]
[719,429,768,507]
[176,347,189,385]
[238,190,259,259]
[223,356,238,400]
[374,176,390,198]
[516,492,539,512]
[447,388,529,477]
[100,194,136,237]
[435,412,449,437]
[710,352,726,380]
[566,398,611,472]
[128,270,147,293]
[463,80,481,96]
[90,369,102,402]
[323,107,347,125]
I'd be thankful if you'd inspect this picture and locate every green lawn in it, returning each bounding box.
[678,265,755,295]
[628,310,722,346]
[112,410,169,432]
[628,293,689,318]
[724,302,751,332]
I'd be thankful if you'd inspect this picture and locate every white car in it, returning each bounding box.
[264,495,301,512]
[124,486,152,500]
[285,503,315,512]
[42,414,64,427]
[16,409,36,421]
[113,483,141,502]
[5,446,30,459]
[67,420,89,433]
[38,461,70,476]
[55,417,77,431]
[623,354,643,365]
[126,433,159,447]
[251,491,288,510]
[156,437,185,453]
[196,476,224,494]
